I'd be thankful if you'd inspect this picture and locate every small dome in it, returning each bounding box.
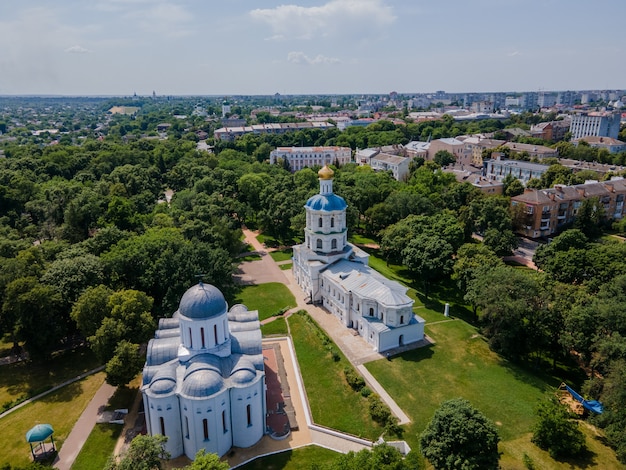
[181,368,224,398]
[179,283,227,320]
[305,194,347,212]
[230,358,257,385]
[149,377,176,395]
[318,165,334,180]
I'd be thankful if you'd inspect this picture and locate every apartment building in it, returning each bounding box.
[270,146,352,171]
[485,156,551,185]
[214,121,334,141]
[511,178,626,238]
[570,112,621,140]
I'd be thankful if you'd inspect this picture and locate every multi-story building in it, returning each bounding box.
[502,141,559,159]
[575,136,626,154]
[214,122,334,141]
[370,153,412,182]
[511,178,626,238]
[530,120,571,142]
[270,146,352,172]
[569,112,621,140]
[427,137,469,163]
[485,156,551,185]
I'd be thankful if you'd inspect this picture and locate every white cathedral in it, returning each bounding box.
[293,165,425,353]
[141,283,266,459]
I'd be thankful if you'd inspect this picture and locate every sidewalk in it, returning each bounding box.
[54,381,117,470]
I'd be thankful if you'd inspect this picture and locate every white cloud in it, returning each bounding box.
[65,45,91,53]
[250,0,395,40]
[507,51,520,57]
[287,51,340,65]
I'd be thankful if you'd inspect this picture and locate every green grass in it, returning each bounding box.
[365,318,623,469]
[0,334,14,357]
[0,346,101,407]
[239,252,263,262]
[349,233,379,246]
[0,372,105,468]
[71,384,140,470]
[238,445,339,470]
[288,312,380,439]
[270,249,293,262]
[279,262,293,271]
[261,318,289,336]
[359,247,623,468]
[70,424,121,470]
[233,283,296,321]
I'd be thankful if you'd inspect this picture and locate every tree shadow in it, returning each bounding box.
[41,381,83,403]
[553,447,598,469]
[390,343,435,364]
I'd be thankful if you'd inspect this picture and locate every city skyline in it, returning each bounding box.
[1,0,625,96]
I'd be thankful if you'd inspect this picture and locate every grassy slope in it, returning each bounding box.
[239,444,339,470]
[269,249,293,262]
[0,372,105,468]
[0,347,101,406]
[233,283,296,321]
[288,313,380,440]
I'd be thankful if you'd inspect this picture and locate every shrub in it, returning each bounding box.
[344,367,366,392]
[368,394,392,425]
[532,397,586,459]
[360,386,372,398]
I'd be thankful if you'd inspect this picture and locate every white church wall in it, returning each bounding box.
[148,396,183,458]
[230,377,265,448]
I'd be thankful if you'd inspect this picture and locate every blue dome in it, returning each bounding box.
[305,194,347,212]
[181,369,224,398]
[179,283,227,320]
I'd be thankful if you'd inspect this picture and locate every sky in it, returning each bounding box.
[0,0,624,96]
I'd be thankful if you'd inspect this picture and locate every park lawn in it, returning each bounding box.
[261,318,289,337]
[348,233,379,246]
[365,319,622,468]
[0,346,101,407]
[0,334,14,357]
[70,423,121,470]
[233,283,295,321]
[270,249,293,262]
[0,372,105,468]
[287,313,380,440]
[71,382,140,470]
[239,444,339,470]
[279,262,293,271]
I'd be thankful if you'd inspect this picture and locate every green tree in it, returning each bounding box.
[433,150,456,167]
[329,443,422,470]
[420,398,500,470]
[105,341,144,386]
[106,434,169,470]
[402,234,454,295]
[71,284,114,337]
[531,397,586,459]
[574,197,604,239]
[175,449,229,470]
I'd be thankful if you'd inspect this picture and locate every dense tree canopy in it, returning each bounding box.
[420,398,500,470]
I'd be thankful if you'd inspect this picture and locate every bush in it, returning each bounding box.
[531,397,586,459]
[344,367,366,392]
[360,386,372,398]
[368,394,392,425]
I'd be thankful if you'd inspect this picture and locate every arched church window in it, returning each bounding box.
[400,315,404,324]
[317,239,322,249]
[318,217,323,227]
[203,418,209,440]
[222,411,228,433]
[160,417,165,435]
[189,328,193,349]
[246,404,252,427]
[214,324,218,345]
[201,327,205,348]
[369,307,374,316]
[331,239,337,250]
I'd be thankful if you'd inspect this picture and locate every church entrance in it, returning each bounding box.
[399,335,404,347]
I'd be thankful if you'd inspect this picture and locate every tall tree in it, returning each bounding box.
[420,398,500,470]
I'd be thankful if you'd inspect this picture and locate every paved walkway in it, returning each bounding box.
[54,380,117,470]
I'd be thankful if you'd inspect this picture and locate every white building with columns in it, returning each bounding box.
[141,282,266,459]
[292,166,425,352]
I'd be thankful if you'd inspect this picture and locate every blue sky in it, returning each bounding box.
[0,0,624,96]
